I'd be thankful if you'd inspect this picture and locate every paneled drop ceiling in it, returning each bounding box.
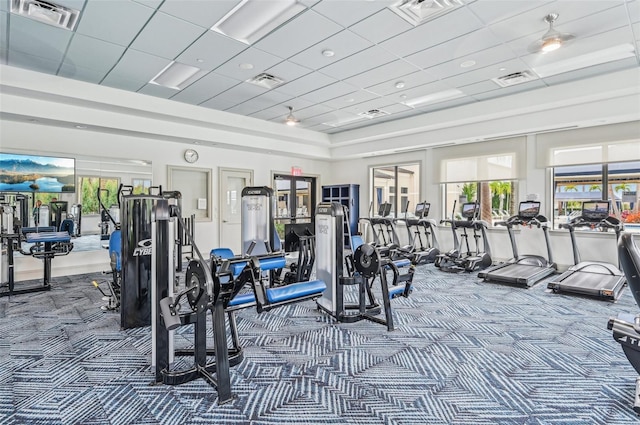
[1,0,639,134]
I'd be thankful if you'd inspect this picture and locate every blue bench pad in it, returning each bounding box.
[229,256,286,276]
[22,226,55,234]
[393,259,411,268]
[266,280,326,304]
[389,285,411,299]
[228,292,256,307]
[26,231,71,243]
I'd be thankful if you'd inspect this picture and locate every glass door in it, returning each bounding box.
[273,174,316,241]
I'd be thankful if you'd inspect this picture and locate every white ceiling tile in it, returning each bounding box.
[628,0,640,23]
[0,12,7,50]
[405,28,502,70]
[289,30,372,70]
[349,8,413,44]
[293,104,335,120]
[137,83,178,98]
[467,0,551,25]
[265,61,313,84]
[340,97,393,115]
[250,98,315,120]
[103,49,169,89]
[344,60,420,89]
[9,15,72,62]
[365,70,437,96]
[0,1,7,12]
[554,5,631,39]
[132,0,163,8]
[441,58,532,88]
[7,50,62,74]
[64,34,126,74]
[171,72,239,104]
[311,0,393,28]
[379,7,484,57]
[276,72,336,97]
[319,46,397,80]
[227,90,292,115]
[176,31,247,71]
[425,44,518,80]
[394,80,456,102]
[58,64,108,84]
[458,80,501,97]
[472,80,547,101]
[130,12,206,60]
[0,49,8,65]
[214,82,268,106]
[379,102,414,114]
[305,110,361,126]
[214,48,283,80]
[159,0,238,28]
[199,97,237,111]
[323,90,380,109]
[301,81,359,104]
[254,10,343,59]
[76,0,155,47]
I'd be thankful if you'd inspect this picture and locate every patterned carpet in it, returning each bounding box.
[1,265,639,424]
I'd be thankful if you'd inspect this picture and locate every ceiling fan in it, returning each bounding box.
[285,106,299,126]
[528,13,575,54]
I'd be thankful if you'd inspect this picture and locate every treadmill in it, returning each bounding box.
[547,201,626,300]
[478,201,556,286]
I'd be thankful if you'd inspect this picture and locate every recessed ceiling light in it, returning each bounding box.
[395,81,406,89]
[211,0,307,45]
[150,61,204,90]
[499,67,507,71]
[345,98,355,103]
[402,89,464,107]
[239,63,254,70]
[196,58,204,63]
[399,94,407,99]
[194,141,201,145]
[460,60,476,68]
[322,49,335,57]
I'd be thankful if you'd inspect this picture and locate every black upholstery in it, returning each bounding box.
[619,233,640,308]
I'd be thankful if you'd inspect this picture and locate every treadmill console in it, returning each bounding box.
[518,201,540,219]
[415,202,430,218]
[461,202,478,219]
[582,201,610,222]
[377,202,392,217]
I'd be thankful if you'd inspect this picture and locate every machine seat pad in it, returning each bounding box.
[266,280,326,303]
[392,259,411,268]
[228,292,256,308]
[211,248,235,259]
[25,231,71,243]
[21,226,55,234]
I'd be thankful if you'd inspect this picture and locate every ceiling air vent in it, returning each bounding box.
[389,0,465,26]
[491,71,538,88]
[10,0,80,31]
[358,109,389,119]
[246,73,285,89]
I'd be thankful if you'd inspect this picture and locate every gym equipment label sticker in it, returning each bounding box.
[133,239,152,256]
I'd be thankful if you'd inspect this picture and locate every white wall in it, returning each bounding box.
[2,120,331,280]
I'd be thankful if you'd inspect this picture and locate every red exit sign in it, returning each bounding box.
[291,166,302,176]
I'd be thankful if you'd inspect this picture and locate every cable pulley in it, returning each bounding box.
[354,243,381,278]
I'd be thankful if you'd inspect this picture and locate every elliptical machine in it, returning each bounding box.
[435,201,492,272]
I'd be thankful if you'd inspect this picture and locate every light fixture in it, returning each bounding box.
[150,61,204,90]
[322,49,335,57]
[211,0,307,45]
[532,43,636,78]
[395,81,406,89]
[239,63,254,70]
[528,13,575,54]
[401,89,464,107]
[460,60,476,68]
[285,106,299,126]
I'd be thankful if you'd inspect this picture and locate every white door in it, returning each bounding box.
[219,168,253,254]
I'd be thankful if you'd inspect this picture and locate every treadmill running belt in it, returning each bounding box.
[483,263,555,286]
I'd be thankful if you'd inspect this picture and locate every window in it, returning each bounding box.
[552,161,640,231]
[79,176,120,214]
[444,180,517,224]
[370,163,420,217]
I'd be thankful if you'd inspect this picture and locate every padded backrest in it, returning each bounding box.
[351,235,364,251]
[619,233,640,308]
[211,247,235,259]
[109,229,121,272]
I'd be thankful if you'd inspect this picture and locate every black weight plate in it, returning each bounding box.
[354,244,381,278]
